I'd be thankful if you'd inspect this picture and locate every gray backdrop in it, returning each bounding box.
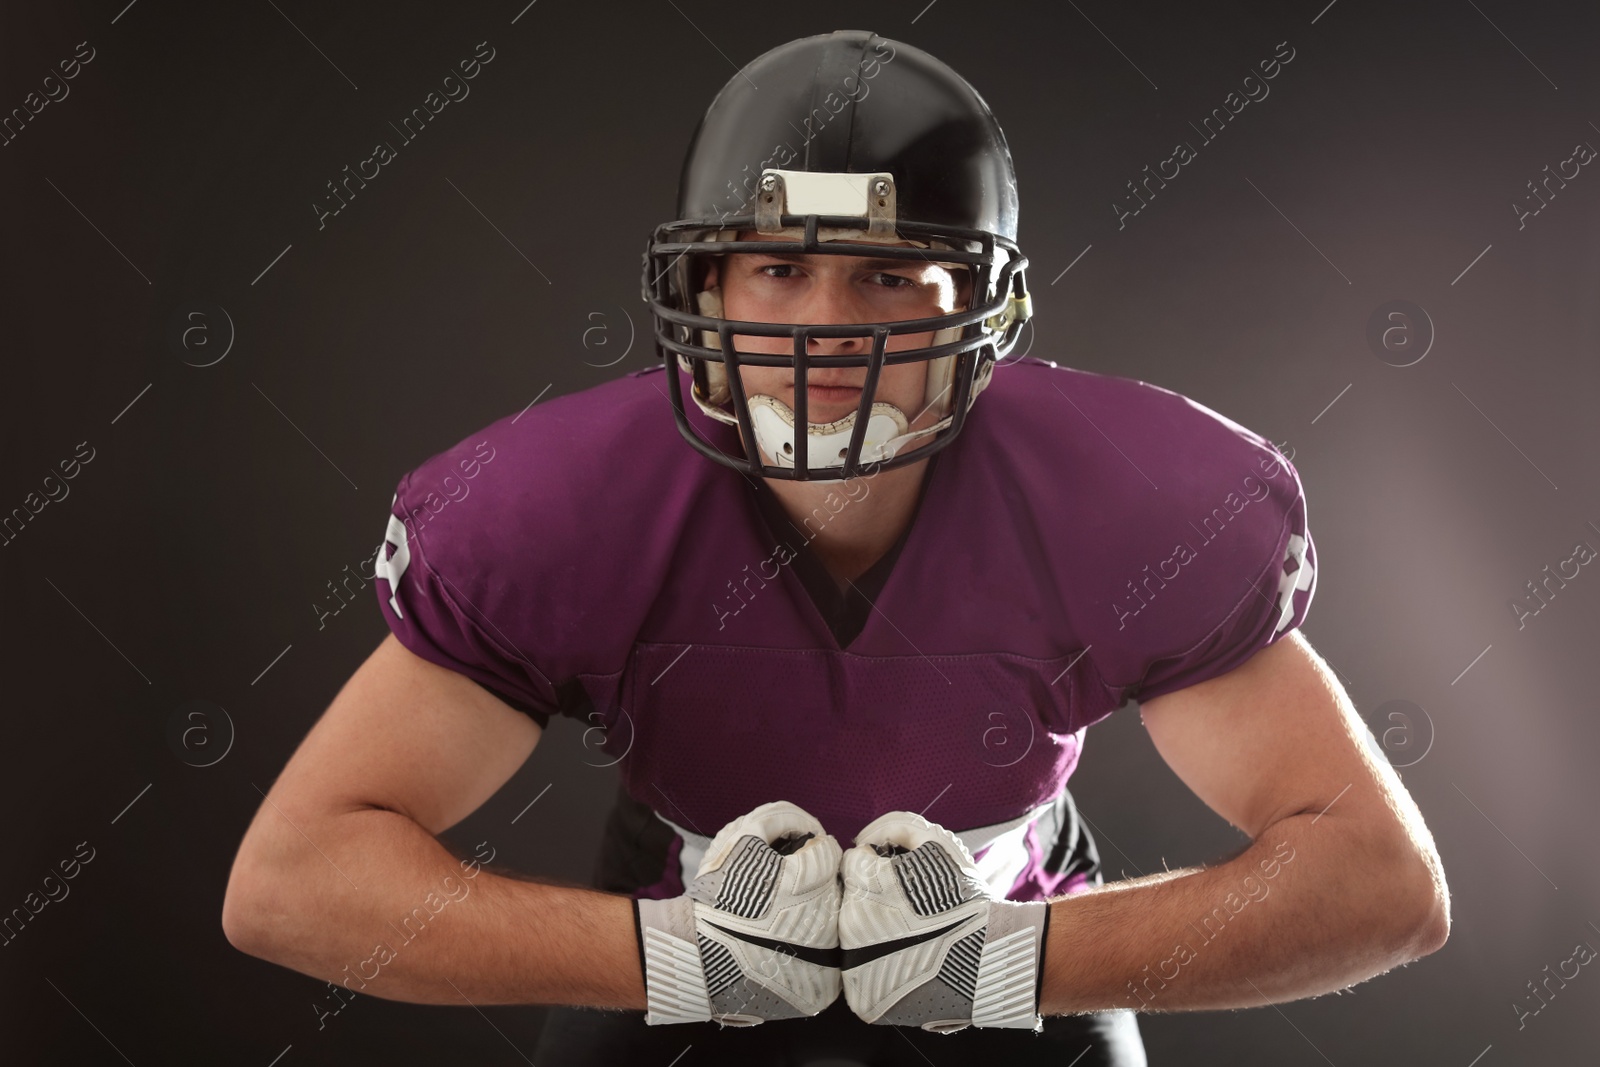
[4,0,1596,1063]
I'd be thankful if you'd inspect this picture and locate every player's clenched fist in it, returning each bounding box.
[634,801,843,1026]
[838,811,1051,1033]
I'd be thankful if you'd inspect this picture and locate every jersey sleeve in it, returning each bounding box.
[1129,445,1317,704]
[372,460,564,729]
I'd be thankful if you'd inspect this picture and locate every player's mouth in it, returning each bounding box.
[800,384,866,421]
[805,384,864,406]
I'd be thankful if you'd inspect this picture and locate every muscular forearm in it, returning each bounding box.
[1038,811,1443,1016]
[226,806,647,1010]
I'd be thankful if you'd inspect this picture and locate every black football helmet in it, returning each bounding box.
[641,29,1032,481]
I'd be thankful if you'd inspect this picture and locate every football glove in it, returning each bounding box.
[634,800,843,1026]
[839,810,1051,1033]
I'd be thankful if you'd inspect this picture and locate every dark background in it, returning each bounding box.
[4,0,1597,1063]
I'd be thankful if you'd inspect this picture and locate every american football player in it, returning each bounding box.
[224,28,1449,1067]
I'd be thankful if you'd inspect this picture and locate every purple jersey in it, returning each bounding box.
[373,357,1315,902]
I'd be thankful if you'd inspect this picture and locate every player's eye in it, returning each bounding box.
[750,264,922,291]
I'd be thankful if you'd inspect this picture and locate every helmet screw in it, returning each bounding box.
[873,179,890,197]
[760,175,778,192]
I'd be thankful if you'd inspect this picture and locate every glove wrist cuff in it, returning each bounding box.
[635,895,713,1025]
[971,899,1050,1031]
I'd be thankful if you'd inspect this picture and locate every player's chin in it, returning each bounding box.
[808,404,869,427]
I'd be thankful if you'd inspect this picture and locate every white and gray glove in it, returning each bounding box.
[839,810,1051,1033]
[634,800,843,1026]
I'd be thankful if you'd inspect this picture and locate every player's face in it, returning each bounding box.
[704,232,970,436]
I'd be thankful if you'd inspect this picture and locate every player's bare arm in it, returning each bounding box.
[1038,630,1450,1016]
[221,633,647,1009]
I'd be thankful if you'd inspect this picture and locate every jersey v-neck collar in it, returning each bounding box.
[746,452,943,650]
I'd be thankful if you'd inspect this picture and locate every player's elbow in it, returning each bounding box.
[1409,883,1451,959]
[221,842,300,961]
[221,876,259,956]
[221,859,273,958]
[1387,846,1451,962]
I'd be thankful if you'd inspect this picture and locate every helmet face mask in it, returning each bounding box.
[642,32,1033,482]
[700,232,970,469]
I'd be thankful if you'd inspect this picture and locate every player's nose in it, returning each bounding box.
[797,290,873,385]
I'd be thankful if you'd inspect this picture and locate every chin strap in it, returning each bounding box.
[746,393,915,473]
